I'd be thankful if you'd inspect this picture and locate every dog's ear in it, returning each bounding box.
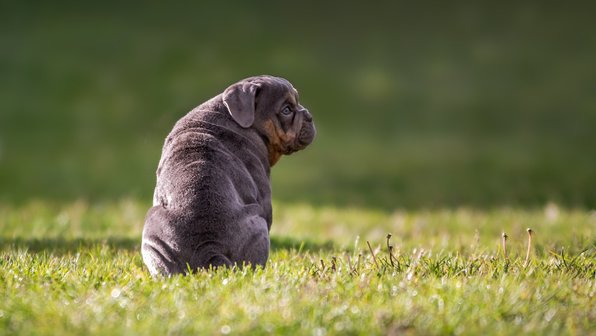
[223,81,260,128]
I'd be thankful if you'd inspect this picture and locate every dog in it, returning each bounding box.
[141,75,316,276]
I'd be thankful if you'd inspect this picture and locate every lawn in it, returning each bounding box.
[1,200,594,335]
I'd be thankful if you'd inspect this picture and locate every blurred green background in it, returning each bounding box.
[1,2,595,209]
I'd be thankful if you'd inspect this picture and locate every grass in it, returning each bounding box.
[1,200,594,335]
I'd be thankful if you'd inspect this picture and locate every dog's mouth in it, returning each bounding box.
[279,129,313,155]
[294,122,316,150]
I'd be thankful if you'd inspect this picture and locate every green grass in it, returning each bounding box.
[1,200,594,335]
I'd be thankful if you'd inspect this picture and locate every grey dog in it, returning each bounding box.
[141,75,316,276]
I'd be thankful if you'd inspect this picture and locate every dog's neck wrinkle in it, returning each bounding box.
[178,109,271,174]
[195,97,280,167]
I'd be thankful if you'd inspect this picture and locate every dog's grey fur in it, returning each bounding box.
[141,75,315,276]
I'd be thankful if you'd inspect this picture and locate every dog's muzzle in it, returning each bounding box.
[295,110,316,149]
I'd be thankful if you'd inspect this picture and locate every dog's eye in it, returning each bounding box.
[281,106,293,116]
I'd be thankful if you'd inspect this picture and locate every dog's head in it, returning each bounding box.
[223,75,316,165]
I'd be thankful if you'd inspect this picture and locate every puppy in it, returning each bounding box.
[141,75,316,276]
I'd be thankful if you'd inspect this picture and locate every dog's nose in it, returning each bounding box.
[302,109,312,122]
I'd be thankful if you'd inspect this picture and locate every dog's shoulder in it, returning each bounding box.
[158,99,267,176]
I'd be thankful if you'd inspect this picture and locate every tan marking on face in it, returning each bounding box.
[263,120,282,166]
[263,117,301,166]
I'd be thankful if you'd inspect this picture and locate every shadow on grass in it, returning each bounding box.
[0,237,140,255]
[270,236,335,252]
[0,236,335,255]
